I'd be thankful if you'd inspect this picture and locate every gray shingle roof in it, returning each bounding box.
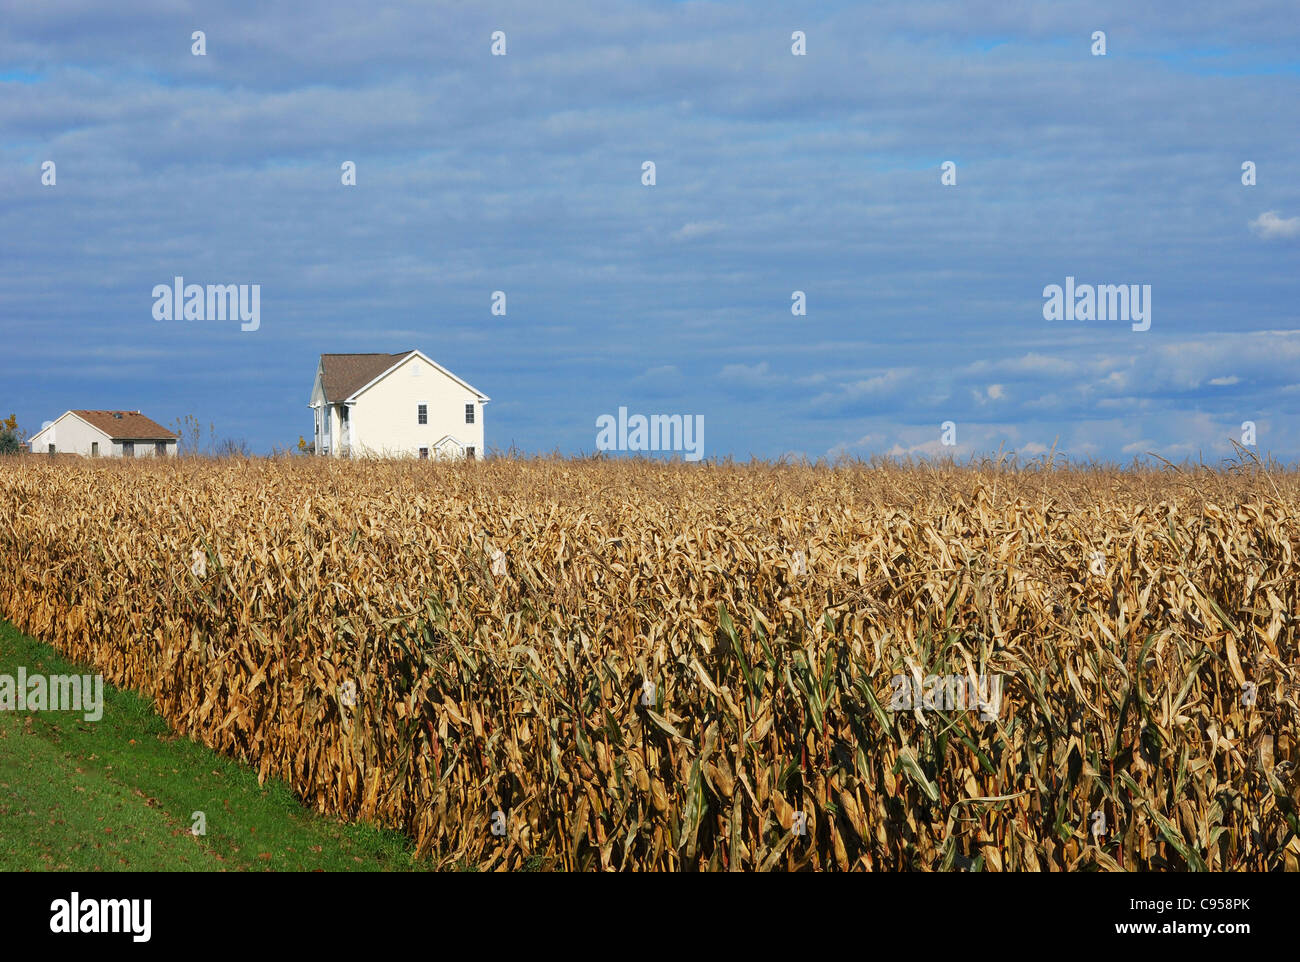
[318,352,413,401]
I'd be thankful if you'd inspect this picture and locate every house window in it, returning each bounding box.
[466,446,475,460]
[465,403,475,424]
[419,447,429,459]
[48,443,55,455]
[91,442,99,457]
[417,404,427,425]
[122,442,135,456]
[155,441,167,456]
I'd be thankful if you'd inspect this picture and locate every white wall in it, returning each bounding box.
[28,413,109,456]
[350,354,485,458]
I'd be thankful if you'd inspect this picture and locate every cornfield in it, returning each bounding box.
[2,456,1298,871]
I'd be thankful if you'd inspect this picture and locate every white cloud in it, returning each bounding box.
[793,372,830,386]
[1208,375,1240,386]
[966,353,1078,378]
[885,438,969,459]
[671,221,724,241]
[1249,210,1300,239]
[826,432,885,459]
[1121,439,1160,454]
[634,364,680,380]
[810,368,911,406]
[718,360,784,389]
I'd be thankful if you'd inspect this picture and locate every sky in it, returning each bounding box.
[2,0,1298,462]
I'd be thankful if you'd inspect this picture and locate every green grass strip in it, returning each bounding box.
[0,617,433,872]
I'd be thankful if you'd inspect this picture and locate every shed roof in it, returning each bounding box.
[70,410,178,441]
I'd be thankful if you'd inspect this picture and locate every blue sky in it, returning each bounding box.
[2,1,1298,461]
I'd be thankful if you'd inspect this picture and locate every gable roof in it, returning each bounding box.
[319,353,412,402]
[70,410,178,441]
[319,350,490,402]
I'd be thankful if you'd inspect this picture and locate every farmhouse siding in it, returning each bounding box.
[351,354,485,458]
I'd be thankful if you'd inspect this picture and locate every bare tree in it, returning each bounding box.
[170,414,218,457]
[215,437,252,458]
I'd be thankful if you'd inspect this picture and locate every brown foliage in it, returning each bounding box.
[1,456,1298,870]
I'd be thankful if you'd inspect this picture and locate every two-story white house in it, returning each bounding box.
[309,351,489,459]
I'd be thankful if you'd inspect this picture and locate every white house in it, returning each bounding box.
[309,350,489,459]
[27,410,179,457]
